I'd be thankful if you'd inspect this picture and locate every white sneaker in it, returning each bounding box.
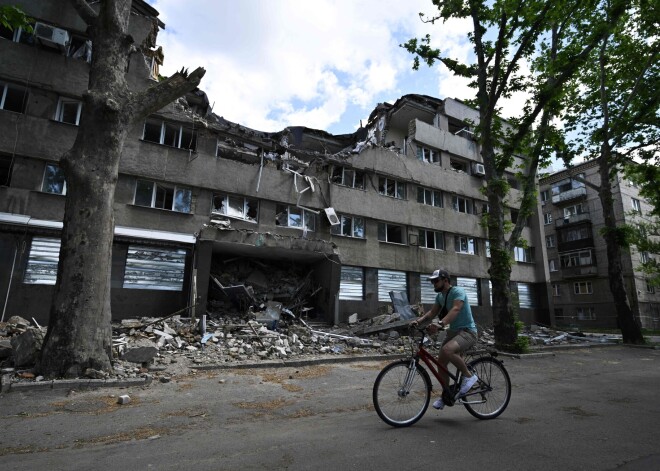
[459,374,479,396]
[432,397,444,410]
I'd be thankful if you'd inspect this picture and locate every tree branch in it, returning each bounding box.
[129,67,207,121]
[69,0,97,26]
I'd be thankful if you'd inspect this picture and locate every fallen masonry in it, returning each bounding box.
[0,310,624,391]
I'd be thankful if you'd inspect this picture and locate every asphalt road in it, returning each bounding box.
[1,346,658,471]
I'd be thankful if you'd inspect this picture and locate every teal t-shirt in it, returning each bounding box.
[435,286,477,333]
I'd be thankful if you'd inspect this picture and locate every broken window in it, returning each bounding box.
[134,179,192,213]
[378,176,405,199]
[449,159,468,172]
[454,235,477,255]
[212,193,258,222]
[451,195,473,214]
[339,266,364,300]
[331,214,365,238]
[377,269,407,302]
[331,166,365,189]
[123,245,186,291]
[417,146,440,164]
[457,277,480,306]
[0,82,28,113]
[275,204,316,231]
[24,237,61,285]
[377,222,403,244]
[42,163,66,195]
[66,35,92,62]
[54,97,82,125]
[417,187,442,207]
[631,198,642,214]
[142,117,197,151]
[418,229,444,250]
[0,153,12,186]
[551,174,585,195]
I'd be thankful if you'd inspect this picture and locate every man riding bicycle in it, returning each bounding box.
[411,268,478,410]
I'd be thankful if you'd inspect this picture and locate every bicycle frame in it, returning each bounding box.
[407,330,461,400]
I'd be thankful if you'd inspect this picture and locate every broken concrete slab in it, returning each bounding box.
[10,328,45,367]
[121,346,159,364]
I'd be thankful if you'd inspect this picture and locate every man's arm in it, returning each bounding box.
[439,299,464,326]
[411,303,440,326]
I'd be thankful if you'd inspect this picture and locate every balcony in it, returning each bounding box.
[557,238,594,253]
[551,187,587,204]
[559,265,598,278]
[555,212,591,227]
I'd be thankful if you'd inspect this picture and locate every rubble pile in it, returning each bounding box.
[0,310,621,386]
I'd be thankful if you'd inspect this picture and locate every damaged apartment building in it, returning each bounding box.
[0,0,552,329]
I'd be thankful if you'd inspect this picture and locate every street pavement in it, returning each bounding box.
[0,345,658,471]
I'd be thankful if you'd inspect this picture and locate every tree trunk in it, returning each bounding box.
[40,0,205,378]
[598,160,645,344]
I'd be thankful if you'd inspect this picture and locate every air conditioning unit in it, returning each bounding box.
[324,207,340,226]
[34,22,70,51]
[472,163,486,176]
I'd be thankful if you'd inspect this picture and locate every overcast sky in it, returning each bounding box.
[150,0,531,138]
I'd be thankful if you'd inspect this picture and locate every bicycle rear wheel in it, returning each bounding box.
[461,356,511,420]
[373,360,431,427]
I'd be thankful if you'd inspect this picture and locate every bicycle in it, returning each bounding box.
[372,325,511,427]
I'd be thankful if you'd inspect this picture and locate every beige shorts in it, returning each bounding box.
[442,329,478,352]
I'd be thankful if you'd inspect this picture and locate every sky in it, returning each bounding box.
[149,0,534,141]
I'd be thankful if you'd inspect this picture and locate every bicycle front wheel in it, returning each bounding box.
[373,359,431,427]
[462,356,511,420]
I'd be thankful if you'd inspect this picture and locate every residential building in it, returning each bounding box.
[0,0,551,328]
[539,160,659,329]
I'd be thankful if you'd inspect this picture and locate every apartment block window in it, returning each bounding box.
[559,226,591,242]
[418,229,444,250]
[450,159,468,172]
[455,235,477,255]
[417,146,440,164]
[339,266,364,300]
[0,82,28,113]
[24,237,61,285]
[212,193,258,222]
[452,195,474,214]
[275,205,316,231]
[378,222,404,243]
[561,249,594,268]
[647,280,655,294]
[42,164,66,195]
[546,234,556,248]
[552,283,560,296]
[457,277,481,306]
[631,198,642,214]
[485,240,491,258]
[540,190,549,203]
[0,154,12,186]
[331,214,365,238]
[543,212,553,225]
[517,282,534,308]
[640,251,650,263]
[123,245,186,291]
[378,176,405,199]
[514,246,534,263]
[577,307,596,320]
[552,174,585,195]
[331,166,365,189]
[563,203,585,218]
[143,117,197,151]
[549,259,558,272]
[134,180,192,213]
[417,187,443,207]
[377,269,407,302]
[574,281,593,295]
[54,97,82,125]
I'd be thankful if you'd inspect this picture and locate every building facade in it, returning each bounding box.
[0,0,552,328]
[539,160,660,330]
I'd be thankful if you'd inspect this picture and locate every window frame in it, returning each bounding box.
[417,187,443,207]
[574,281,593,295]
[142,117,198,151]
[631,198,642,214]
[331,214,365,238]
[275,204,316,231]
[134,179,193,213]
[377,222,404,244]
[41,163,67,195]
[339,266,364,300]
[123,245,187,291]
[546,234,556,248]
[378,176,406,199]
[418,229,445,250]
[331,166,365,189]
[451,195,473,214]
[212,193,258,222]
[0,82,28,113]
[54,97,83,125]
[417,146,440,164]
[543,212,553,225]
[514,246,534,263]
[454,235,477,255]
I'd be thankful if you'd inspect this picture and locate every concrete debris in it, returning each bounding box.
[10,327,45,367]
[117,395,131,405]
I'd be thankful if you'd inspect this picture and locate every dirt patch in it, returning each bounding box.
[562,406,599,418]
[0,445,50,456]
[233,397,292,411]
[72,426,169,447]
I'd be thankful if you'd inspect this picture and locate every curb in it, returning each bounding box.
[191,354,402,371]
[1,375,152,394]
